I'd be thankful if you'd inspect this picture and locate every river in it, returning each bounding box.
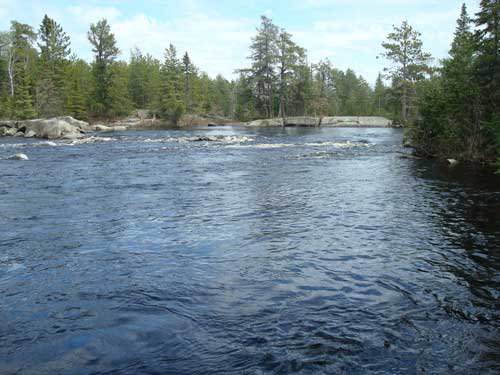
[1,127,499,374]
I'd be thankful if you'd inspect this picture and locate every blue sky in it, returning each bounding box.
[0,0,480,84]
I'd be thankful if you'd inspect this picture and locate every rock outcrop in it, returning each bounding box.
[91,124,127,132]
[321,116,393,127]
[0,117,89,139]
[246,116,394,127]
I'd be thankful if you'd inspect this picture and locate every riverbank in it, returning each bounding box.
[0,114,398,140]
[247,116,396,127]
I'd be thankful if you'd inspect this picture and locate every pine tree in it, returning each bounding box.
[65,58,92,120]
[381,21,432,123]
[159,44,185,124]
[87,19,120,118]
[373,73,387,115]
[276,30,304,122]
[248,16,279,118]
[475,0,500,117]
[182,52,196,113]
[7,21,37,119]
[441,4,478,152]
[36,15,71,117]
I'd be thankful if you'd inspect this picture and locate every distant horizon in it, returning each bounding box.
[0,0,480,84]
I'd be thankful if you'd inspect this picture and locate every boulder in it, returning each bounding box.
[9,153,29,160]
[24,130,37,138]
[284,116,319,127]
[56,116,91,132]
[21,118,85,139]
[1,127,18,136]
[321,116,392,127]
[447,159,459,166]
[92,124,114,132]
[0,117,88,139]
[112,126,127,132]
[247,118,284,127]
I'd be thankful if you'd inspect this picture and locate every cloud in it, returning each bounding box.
[68,5,122,26]
[109,12,255,78]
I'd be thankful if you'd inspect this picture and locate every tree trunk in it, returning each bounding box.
[8,51,15,97]
[402,82,407,123]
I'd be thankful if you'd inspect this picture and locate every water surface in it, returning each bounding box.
[1,127,499,374]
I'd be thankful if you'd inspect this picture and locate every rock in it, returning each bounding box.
[21,118,84,139]
[24,130,37,138]
[1,127,18,136]
[92,124,114,132]
[447,158,459,166]
[285,116,320,127]
[321,116,392,127]
[55,116,91,132]
[247,118,284,127]
[91,124,127,132]
[0,120,18,129]
[246,116,393,127]
[207,123,218,127]
[10,153,28,160]
[14,132,24,137]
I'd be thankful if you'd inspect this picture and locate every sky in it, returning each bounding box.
[0,0,480,84]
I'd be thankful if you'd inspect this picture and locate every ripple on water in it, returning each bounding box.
[0,127,499,375]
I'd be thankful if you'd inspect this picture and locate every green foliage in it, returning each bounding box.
[128,47,161,110]
[88,19,120,118]
[36,15,71,117]
[381,20,432,123]
[64,58,91,120]
[410,3,500,164]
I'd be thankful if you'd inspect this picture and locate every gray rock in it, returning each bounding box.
[2,127,18,136]
[285,116,319,127]
[321,116,392,127]
[247,118,284,127]
[9,153,29,160]
[447,159,459,166]
[92,124,114,132]
[24,130,37,138]
[21,118,84,139]
[112,126,127,132]
[14,132,24,137]
[246,116,393,127]
[56,116,91,132]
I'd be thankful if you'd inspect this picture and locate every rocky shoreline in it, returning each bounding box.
[0,115,397,140]
[246,116,396,127]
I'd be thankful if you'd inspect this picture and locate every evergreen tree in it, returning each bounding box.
[475,0,500,118]
[36,15,71,117]
[276,30,304,121]
[182,52,196,113]
[373,73,388,115]
[7,21,37,119]
[248,16,279,118]
[87,19,120,118]
[381,21,432,123]
[159,44,185,124]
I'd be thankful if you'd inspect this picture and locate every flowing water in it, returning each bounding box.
[0,127,499,375]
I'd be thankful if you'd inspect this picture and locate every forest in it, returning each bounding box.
[0,14,399,124]
[0,1,499,166]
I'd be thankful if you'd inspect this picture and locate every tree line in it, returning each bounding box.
[378,2,499,166]
[0,17,237,123]
[0,14,399,125]
[0,3,498,166]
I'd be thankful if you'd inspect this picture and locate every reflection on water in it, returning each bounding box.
[0,127,499,374]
